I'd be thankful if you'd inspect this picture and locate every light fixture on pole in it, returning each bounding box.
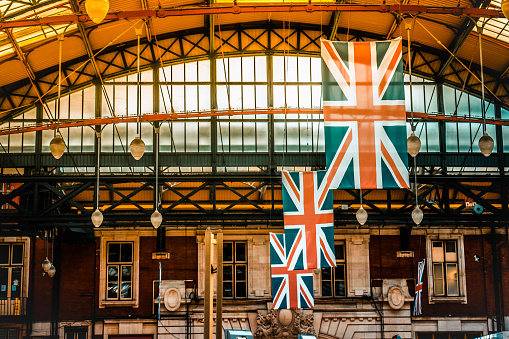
[411,158,423,226]
[130,24,146,160]
[50,35,66,160]
[92,129,103,227]
[85,0,109,24]
[476,24,494,157]
[151,126,163,228]
[356,189,368,226]
[42,231,51,273]
[47,229,56,278]
[405,18,421,158]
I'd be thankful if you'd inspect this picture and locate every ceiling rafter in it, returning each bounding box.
[436,0,493,78]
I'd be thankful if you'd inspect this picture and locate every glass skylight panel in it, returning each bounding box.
[478,0,509,43]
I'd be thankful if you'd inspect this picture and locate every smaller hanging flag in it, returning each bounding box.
[282,170,336,271]
[270,233,314,309]
[413,259,425,316]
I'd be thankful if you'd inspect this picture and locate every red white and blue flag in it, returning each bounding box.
[270,232,314,309]
[321,38,409,189]
[282,170,336,271]
[413,259,425,316]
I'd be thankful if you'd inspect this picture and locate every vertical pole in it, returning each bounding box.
[204,229,214,338]
[216,231,223,339]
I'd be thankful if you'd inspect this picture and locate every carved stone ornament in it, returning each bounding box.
[255,309,315,338]
[387,285,405,309]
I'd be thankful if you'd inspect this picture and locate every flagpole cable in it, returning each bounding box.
[406,19,415,133]
[137,28,141,136]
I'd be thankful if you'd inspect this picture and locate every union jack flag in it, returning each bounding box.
[413,259,425,316]
[321,38,409,189]
[270,233,314,309]
[282,170,336,271]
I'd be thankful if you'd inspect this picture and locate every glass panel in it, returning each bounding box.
[433,263,444,296]
[0,268,8,299]
[335,244,344,261]
[198,85,211,111]
[243,85,256,109]
[298,57,311,82]
[107,266,118,281]
[322,280,332,297]
[77,331,87,339]
[173,63,185,82]
[185,62,197,82]
[254,56,267,82]
[236,282,246,298]
[185,85,198,112]
[121,266,132,282]
[223,265,233,281]
[229,122,242,152]
[199,122,211,152]
[7,330,17,339]
[11,267,21,298]
[120,243,132,263]
[229,57,242,82]
[335,280,345,297]
[321,268,331,280]
[108,243,120,263]
[244,122,256,152]
[223,282,233,298]
[242,57,255,82]
[107,283,118,299]
[311,57,322,82]
[121,282,131,299]
[335,265,345,281]
[236,242,246,262]
[236,265,246,281]
[255,85,267,109]
[11,244,23,265]
[256,122,268,152]
[432,241,444,262]
[0,245,9,265]
[445,241,457,262]
[186,122,199,152]
[446,263,459,296]
[198,60,210,82]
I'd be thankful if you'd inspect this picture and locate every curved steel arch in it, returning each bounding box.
[1,21,508,122]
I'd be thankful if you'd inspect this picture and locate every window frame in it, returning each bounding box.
[426,233,467,304]
[223,240,248,299]
[320,241,346,298]
[98,232,139,308]
[106,242,134,301]
[0,237,30,316]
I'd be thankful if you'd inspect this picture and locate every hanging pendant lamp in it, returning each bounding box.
[92,130,103,227]
[477,24,494,157]
[50,134,66,159]
[85,0,109,24]
[130,25,145,160]
[502,0,509,20]
[479,132,494,157]
[412,206,424,225]
[356,189,367,226]
[50,35,66,160]
[42,257,51,272]
[406,20,421,158]
[407,132,421,158]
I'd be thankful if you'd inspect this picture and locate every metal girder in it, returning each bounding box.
[2,21,509,122]
[436,0,492,79]
[0,173,507,230]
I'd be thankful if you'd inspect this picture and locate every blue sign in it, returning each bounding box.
[224,329,253,339]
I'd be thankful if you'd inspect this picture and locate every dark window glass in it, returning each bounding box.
[11,267,21,298]
[322,242,346,298]
[236,282,246,298]
[236,265,246,281]
[322,281,332,297]
[11,245,23,265]
[322,268,331,280]
[335,280,345,296]
[223,243,233,262]
[0,268,8,299]
[120,243,132,262]
[434,334,449,339]
[416,334,433,339]
[445,241,456,253]
[7,330,17,339]
[0,245,9,265]
[122,266,131,281]
[432,241,442,248]
[223,265,233,281]
[107,283,118,299]
[236,243,246,262]
[121,283,131,299]
[223,282,233,298]
[108,243,120,262]
[335,244,344,260]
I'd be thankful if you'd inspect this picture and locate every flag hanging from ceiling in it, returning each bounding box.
[282,170,336,271]
[270,233,314,309]
[321,38,409,190]
[413,259,425,316]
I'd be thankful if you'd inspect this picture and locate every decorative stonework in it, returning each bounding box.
[255,309,315,338]
[387,285,405,309]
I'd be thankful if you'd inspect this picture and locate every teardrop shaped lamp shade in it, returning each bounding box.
[478,132,494,157]
[356,206,368,226]
[85,0,109,24]
[412,206,424,226]
[151,209,163,228]
[50,135,66,159]
[407,132,421,158]
[91,208,103,227]
[130,137,146,160]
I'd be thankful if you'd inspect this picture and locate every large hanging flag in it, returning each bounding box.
[321,38,409,189]
[282,170,336,271]
[413,259,425,316]
[270,233,314,309]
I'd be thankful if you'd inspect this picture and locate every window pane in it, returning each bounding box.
[236,282,246,298]
[108,243,120,262]
[432,241,444,262]
[445,241,457,262]
[335,280,345,297]
[322,280,332,297]
[0,245,9,265]
[107,266,118,281]
[11,244,23,265]
[107,283,118,299]
[236,265,246,281]
[223,265,233,281]
[121,282,131,299]
[223,243,233,262]
[120,243,132,263]
[446,264,459,296]
[322,268,331,281]
[11,267,21,298]
[223,282,233,298]
[122,266,132,281]
[335,244,345,261]
[0,268,8,299]
[236,243,246,262]
[335,265,345,281]
[433,263,444,296]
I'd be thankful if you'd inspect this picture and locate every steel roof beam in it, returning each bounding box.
[0,5,504,29]
[436,0,492,78]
